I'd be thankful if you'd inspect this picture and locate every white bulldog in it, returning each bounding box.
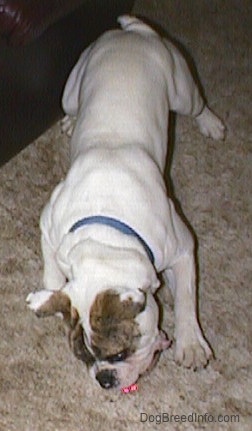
[27,15,225,389]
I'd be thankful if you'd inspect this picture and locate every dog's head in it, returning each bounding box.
[78,288,170,389]
[31,242,170,389]
[30,284,170,389]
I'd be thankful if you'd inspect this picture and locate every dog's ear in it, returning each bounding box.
[26,290,72,321]
[27,290,95,365]
[26,289,83,329]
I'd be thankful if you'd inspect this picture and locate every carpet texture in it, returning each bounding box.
[0,1,251,430]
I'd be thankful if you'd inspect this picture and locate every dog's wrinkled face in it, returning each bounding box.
[27,285,170,389]
[70,289,170,389]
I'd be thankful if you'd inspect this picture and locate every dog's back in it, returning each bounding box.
[64,16,171,166]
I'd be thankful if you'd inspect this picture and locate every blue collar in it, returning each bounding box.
[69,215,154,265]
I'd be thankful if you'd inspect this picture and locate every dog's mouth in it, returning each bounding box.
[144,350,162,374]
[142,331,172,375]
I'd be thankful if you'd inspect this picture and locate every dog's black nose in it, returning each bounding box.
[96,369,118,389]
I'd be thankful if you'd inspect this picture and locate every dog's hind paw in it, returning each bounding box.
[196,106,226,141]
[61,115,76,137]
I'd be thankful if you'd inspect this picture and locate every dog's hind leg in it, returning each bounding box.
[61,44,95,140]
[62,43,94,116]
[163,38,225,140]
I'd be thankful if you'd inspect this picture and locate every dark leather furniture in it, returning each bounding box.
[0,0,134,165]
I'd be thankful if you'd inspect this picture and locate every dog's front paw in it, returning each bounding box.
[26,290,54,316]
[61,115,76,137]
[174,330,213,370]
[196,106,226,140]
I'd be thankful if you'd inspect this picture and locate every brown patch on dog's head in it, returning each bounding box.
[89,289,145,359]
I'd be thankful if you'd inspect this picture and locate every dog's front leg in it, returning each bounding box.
[164,251,212,369]
[41,233,66,291]
[26,235,69,319]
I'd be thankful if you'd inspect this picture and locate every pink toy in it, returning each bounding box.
[121,383,138,394]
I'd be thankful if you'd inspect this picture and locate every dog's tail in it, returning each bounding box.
[118,15,156,35]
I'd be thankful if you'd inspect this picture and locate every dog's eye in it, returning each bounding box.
[106,350,128,363]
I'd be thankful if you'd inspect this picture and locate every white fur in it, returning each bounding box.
[27,16,225,387]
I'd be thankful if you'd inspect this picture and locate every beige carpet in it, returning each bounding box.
[0,1,251,430]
